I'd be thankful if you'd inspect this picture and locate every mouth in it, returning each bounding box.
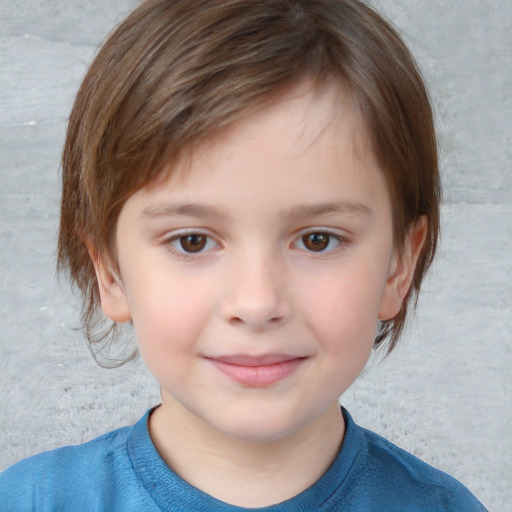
[205,354,307,387]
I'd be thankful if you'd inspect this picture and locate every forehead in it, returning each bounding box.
[127,79,389,223]
[152,79,376,187]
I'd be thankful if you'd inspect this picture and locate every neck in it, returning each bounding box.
[149,397,345,508]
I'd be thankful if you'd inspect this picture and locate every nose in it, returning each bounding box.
[220,251,291,331]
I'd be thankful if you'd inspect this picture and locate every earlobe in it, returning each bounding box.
[378,216,428,321]
[88,245,132,323]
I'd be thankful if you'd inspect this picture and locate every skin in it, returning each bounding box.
[92,80,426,507]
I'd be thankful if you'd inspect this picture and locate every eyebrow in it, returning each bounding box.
[283,200,372,219]
[141,203,228,219]
[141,200,371,220]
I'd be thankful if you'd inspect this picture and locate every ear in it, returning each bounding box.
[88,244,132,323]
[378,216,428,321]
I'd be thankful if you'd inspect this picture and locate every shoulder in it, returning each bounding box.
[341,410,487,511]
[0,422,136,511]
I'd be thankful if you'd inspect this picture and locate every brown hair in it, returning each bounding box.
[58,0,440,365]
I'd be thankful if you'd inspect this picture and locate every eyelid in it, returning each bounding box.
[163,229,221,257]
[291,228,349,254]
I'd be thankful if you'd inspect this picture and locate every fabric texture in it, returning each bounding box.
[0,408,486,511]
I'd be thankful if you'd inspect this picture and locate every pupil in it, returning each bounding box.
[180,235,206,253]
[304,233,329,251]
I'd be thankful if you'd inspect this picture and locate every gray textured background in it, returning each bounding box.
[0,1,511,510]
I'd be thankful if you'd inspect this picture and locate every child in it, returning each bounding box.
[0,0,487,510]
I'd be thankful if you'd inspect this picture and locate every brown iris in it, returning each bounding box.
[302,233,330,252]
[179,234,207,253]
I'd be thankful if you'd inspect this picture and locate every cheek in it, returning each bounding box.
[123,269,217,364]
[297,264,385,353]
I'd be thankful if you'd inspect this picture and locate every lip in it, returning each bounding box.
[206,354,307,387]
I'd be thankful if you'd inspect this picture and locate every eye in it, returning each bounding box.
[295,231,343,253]
[168,233,218,254]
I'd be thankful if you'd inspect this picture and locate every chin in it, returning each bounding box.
[214,409,305,444]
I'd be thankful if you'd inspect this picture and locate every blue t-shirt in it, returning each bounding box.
[0,408,486,511]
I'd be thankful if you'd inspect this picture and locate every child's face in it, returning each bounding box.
[95,80,415,443]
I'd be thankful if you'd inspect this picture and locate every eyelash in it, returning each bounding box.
[163,229,347,259]
[164,231,219,259]
[292,230,346,254]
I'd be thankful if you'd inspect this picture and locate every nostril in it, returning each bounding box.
[226,311,286,330]
[221,282,291,329]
